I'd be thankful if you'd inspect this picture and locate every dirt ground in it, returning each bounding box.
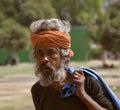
[0,74,36,110]
[0,60,120,110]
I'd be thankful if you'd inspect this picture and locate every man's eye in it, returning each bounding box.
[48,50,56,55]
[36,50,43,56]
[47,49,58,56]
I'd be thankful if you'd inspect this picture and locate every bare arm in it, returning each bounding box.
[77,91,107,110]
[73,70,108,110]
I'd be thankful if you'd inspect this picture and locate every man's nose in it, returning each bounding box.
[43,55,49,62]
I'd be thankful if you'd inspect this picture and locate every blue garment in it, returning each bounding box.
[60,66,120,110]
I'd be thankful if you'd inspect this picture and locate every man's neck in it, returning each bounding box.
[51,69,69,91]
[51,81,66,91]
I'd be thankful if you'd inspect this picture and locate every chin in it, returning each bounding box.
[40,69,53,76]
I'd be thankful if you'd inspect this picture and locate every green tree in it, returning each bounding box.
[88,0,120,66]
[51,0,103,25]
[0,0,17,17]
[0,19,29,51]
[0,18,30,64]
[16,0,57,26]
[100,0,120,56]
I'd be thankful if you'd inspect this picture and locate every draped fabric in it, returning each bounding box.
[60,66,120,110]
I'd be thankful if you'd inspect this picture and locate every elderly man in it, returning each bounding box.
[30,18,117,110]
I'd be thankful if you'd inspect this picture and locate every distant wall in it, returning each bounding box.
[70,26,91,61]
[0,49,31,64]
[0,27,91,63]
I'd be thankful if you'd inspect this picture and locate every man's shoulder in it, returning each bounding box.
[84,73,100,89]
[31,81,43,94]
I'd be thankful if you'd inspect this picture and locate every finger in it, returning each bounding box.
[77,70,84,75]
[73,72,83,78]
[73,78,82,84]
[73,74,79,79]
[74,70,83,75]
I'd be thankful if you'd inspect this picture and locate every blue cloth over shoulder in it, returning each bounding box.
[60,66,120,110]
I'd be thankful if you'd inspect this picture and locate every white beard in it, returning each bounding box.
[35,61,66,87]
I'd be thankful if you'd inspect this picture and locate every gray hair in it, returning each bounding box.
[30,18,71,64]
[30,18,71,34]
[60,49,70,65]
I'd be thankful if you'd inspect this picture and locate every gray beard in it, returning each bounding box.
[35,61,66,87]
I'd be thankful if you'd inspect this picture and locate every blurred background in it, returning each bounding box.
[0,0,120,110]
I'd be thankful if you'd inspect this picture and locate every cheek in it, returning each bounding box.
[51,55,62,69]
[35,58,44,68]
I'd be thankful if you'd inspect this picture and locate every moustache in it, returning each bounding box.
[40,63,52,69]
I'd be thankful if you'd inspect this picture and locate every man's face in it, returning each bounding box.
[35,45,66,86]
[35,45,61,73]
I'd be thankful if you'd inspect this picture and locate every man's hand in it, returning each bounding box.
[67,70,86,97]
[72,70,86,97]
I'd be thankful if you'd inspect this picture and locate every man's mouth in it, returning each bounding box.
[40,66,52,73]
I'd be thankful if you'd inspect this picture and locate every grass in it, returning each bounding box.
[0,63,35,110]
[0,107,14,110]
[113,87,120,98]
[0,95,34,110]
[0,63,34,78]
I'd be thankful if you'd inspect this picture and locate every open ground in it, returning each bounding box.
[0,60,120,110]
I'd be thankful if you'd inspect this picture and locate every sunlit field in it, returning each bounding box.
[0,60,120,110]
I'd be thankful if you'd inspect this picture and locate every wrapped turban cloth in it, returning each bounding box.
[30,30,74,57]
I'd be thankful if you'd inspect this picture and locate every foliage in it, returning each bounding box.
[51,0,103,25]
[101,26,120,53]
[16,0,57,26]
[100,1,120,54]
[88,0,120,55]
[0,0,17,17]
[0,0,120,58]
[0,19,29,51]
[91,48,104,59]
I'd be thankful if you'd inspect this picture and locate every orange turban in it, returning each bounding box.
[30,30,74,57]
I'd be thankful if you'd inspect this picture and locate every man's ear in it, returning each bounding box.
[63,56,70,64]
